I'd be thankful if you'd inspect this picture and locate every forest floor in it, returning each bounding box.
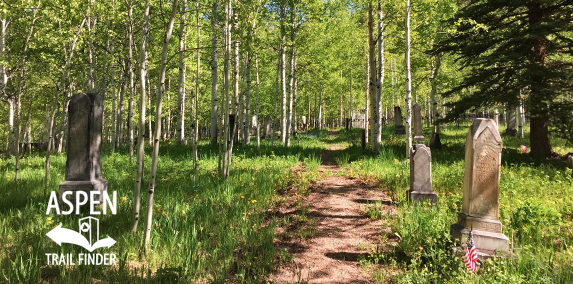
[269,131,394,283]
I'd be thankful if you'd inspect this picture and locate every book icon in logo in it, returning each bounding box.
[46,217,115,252]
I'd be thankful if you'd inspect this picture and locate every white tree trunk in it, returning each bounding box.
[405,0,413,156]
[430,54,441,135]
[193,0,200,182]
[365,51,369,142]
[255,54,260,152]
[280,6,287,144]
[132,0,150,232]
[368,3,377,153]
[286,21,295,147]
[177,0,187,145]
[244,52,251,145]
[210,0,218,146]
[128,5,136,163]
[374,1,383,152]
[144,0,179,246]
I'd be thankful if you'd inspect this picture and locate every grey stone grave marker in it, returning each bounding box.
[408,144,437,204]
[59,93,107,204]
[265,115,271,139]
[413,103,424,143]
[451,118,509,256]
[394,106,405,135]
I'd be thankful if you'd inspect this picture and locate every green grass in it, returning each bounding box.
[0,136,326,283]
[341,122,573,283]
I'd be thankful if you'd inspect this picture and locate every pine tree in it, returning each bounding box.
[434,0,573,158]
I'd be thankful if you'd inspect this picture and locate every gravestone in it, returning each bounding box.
[451,119,509,255]
[265,115,271,139]
[408,144,437,204]
[413,103,424,143]
[59,93,107,204]
[394,106,406,134]
[506,111,516,136]
[568,156,573,178]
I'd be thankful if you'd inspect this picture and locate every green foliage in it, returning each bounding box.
[510,200,561,243]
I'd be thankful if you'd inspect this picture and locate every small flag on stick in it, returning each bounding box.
[521,145,528,153]
[462,230,479,272]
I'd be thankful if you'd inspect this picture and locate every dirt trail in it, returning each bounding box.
[270,131,392,283]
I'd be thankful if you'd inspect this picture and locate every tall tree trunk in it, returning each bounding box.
[144,0,179,246]
[405,0,412,157]
[349,63,352,126]
[255,54,260,152]
[116,73,126,148]
[111,42,117,150]
[14,93,21,183]
[365,51,369,143]
[244,52,251,146]
[221,0,231,177]
[280,6,287,144]
[318,90,323,130]
[367,3,377,153]
[340,70,343,128]
[177,0,187,145]
[193,0,200,183]
[210,0,218,146]
[293,55,298,136]
[128,5,136,162]
[431,54,441,135]
[374,1,383,153]
[132,0,150,232]
[286,18,295,147]
[272,52,279,147]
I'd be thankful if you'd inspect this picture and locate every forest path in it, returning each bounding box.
[270,131,393,284]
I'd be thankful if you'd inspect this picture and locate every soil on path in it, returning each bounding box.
[270,131,393,283]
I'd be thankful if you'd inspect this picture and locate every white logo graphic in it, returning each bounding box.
[46,216,116,252]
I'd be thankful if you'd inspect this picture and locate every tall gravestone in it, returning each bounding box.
[451,119,509,255]
[408,144,437,204]
[394,106,406,135]
[505,111,516,136]
[413,103,424,144]
[59,93,107,203]
[265,115,271,139]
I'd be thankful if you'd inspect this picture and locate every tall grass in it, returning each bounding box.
[0,136,326,283]
[341,123,573,283]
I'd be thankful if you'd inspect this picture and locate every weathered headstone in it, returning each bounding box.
[413,103,424,143]
[265,115,271,139]
[394,106,406,135]
[451,119,509,255]
[505,111,516,136]
[59,93,107,204]
[408,144,437,204]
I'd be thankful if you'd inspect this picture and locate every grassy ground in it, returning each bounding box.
[337,122,573,283]
[0,133,326,283]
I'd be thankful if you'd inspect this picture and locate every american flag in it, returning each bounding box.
[521,145,528,153]
[462,231,478,272]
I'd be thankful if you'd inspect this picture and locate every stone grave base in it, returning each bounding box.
[451,245,514,262]
[395,125,406,135]
[59,178,108,204]
[505,129,516,136]
[451,222,509,253]
[407,190,437,204]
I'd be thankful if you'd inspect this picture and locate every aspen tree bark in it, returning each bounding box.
[405,0,413,157]
[374,1,383,151]
[318,90,323,130]
[255,54,261,152]
[367,3,377,153]
[286,17,295,147]
[272,54,279,147]
[116,71,126,148]
[132,0,150,232]
[0,15,12,156]
[227,3,239,175]
[110,37,117,150]
[210,0,218,146]
[221,0,231,177]
[87,17,95,91]
[144,0,179,246]
[348,63,354,126]
[244,52,251,146]
[339,70,343,128]
[14,93,21,183]
[193,0,200,183]
[177,0,187,145]
[293,55,298,136]
[365,51,369,143]
[280,6,287,144]
[128,5,135,163]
